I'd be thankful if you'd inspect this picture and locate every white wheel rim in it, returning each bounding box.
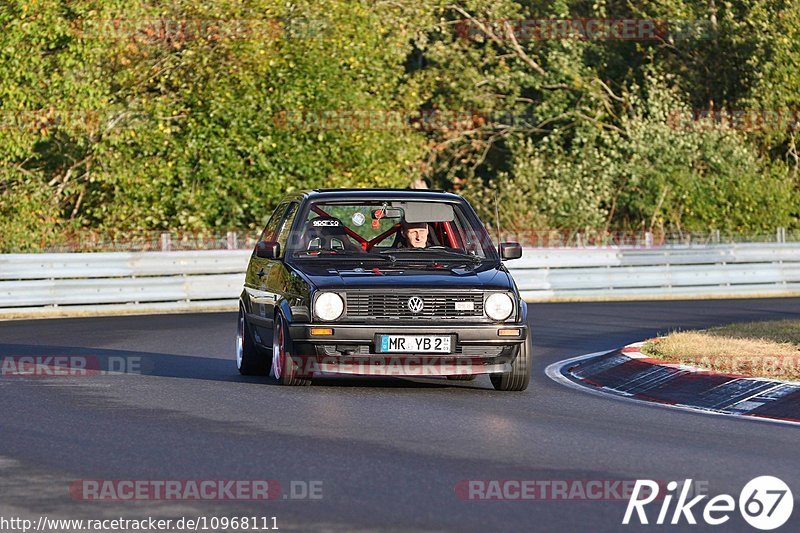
[271,316,283,380]
[236,309,244,369]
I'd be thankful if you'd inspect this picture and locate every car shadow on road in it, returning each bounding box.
[0,343,488,389]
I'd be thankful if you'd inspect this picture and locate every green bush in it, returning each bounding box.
[0,0,798,251]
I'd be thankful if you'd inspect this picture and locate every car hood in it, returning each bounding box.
[291,262,512,291]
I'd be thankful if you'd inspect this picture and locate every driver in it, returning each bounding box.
[399,220,429,248]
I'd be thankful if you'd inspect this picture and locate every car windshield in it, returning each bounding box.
[288,199,497,262]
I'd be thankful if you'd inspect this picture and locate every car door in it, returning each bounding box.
[243,202,290,336]
[244,201,301,331]
[264,200,300,318]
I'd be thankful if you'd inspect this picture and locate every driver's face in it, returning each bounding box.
[404,226,428,248]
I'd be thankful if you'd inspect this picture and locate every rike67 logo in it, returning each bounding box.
[624,476,793,530]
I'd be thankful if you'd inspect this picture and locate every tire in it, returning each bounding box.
[447,374,477,381]
[490,335,531,391]
[271,313,312,386]
[236,305,270,376]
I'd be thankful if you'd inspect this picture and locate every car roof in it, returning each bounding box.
[292,188,465,202]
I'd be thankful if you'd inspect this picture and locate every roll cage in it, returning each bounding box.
[306,204,462,252]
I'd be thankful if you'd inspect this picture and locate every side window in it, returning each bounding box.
[453,210,487,258]
[259,202,289,242]
[274,202,299,257]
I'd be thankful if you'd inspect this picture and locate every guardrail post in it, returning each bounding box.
[777,227,786,243]
[227,231,238,250]
[160,232,171,251]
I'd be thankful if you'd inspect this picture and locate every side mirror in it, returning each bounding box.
[255,241,280,259]
[499,242,522,260]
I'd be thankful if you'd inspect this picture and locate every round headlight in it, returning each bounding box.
[485,293,514,321]
[314,292,344,321]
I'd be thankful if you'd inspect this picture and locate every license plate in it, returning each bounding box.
[378,335,452,353]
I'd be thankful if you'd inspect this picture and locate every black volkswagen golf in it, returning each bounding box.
[236,188,531,391]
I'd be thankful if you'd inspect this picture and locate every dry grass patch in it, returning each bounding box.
[641,320,800,381]
[706,319,800,344]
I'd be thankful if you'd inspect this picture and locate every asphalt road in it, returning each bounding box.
[1,298,799,532]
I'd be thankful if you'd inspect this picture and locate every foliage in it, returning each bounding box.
[1,0,798,251]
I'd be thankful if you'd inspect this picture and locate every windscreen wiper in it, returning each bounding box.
[294,252,396,264]
[379,248,483,264]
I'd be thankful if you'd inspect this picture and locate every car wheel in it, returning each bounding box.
[271,313,312,386]
[447,374,477,381]
[236,305,270,375]
[490,335,531,391]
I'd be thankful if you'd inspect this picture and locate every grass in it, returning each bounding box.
[641,319,800,381]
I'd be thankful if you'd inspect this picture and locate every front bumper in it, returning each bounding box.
[289,322,527,345]
[286,322,527,376]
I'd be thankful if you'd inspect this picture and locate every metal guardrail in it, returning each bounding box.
[509,243,800,300]
[0,243,798,316]
[0,251,251,316]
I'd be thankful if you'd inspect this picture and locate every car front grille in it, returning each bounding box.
[344,291,485,320]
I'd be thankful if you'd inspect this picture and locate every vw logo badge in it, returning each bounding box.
[407,296,424,314]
